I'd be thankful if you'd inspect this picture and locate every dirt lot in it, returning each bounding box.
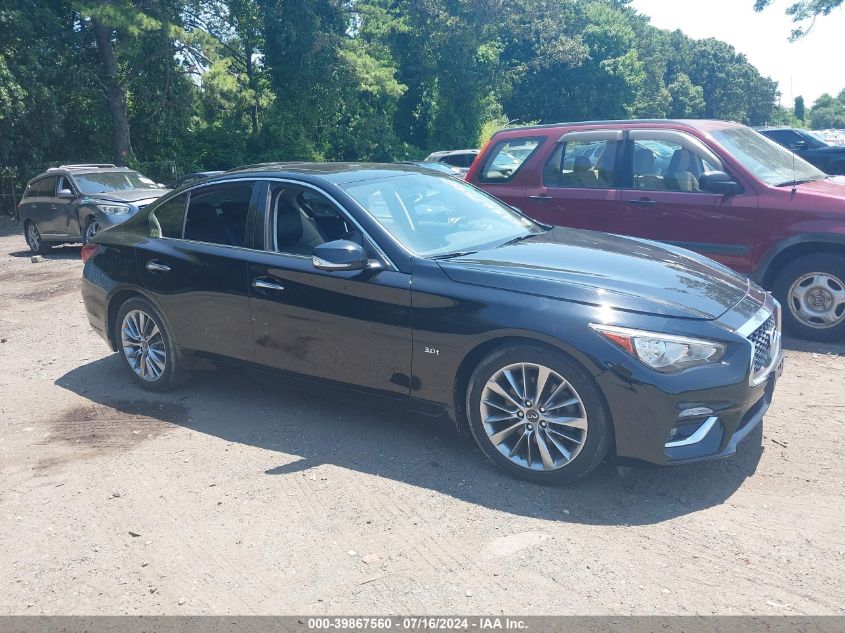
[0,216,843,616]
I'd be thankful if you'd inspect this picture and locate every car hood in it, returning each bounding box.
[436,228,751,320]
[86,189,169,205]
[794,175,845,196]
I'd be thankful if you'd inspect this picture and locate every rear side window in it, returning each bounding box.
[149,192,188,238]
[544,140,619,189]
[478,138,543,183]
[184,182,254,247]
[31,177,57,197]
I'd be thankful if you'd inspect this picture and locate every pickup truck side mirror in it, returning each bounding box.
[699,171,742,196]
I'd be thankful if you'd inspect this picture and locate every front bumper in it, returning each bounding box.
[596,295,783,466]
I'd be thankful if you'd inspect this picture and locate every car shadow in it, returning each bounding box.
[8,245,81,260]
[781,335,845,356]
[55,355,764,526]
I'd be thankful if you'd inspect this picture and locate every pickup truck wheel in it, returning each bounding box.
[25,221,51,255]
[773,254,845,342]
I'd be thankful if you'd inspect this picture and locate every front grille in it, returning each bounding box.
[748,314,776,373]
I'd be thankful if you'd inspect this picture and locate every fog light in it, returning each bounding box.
[665,415,718,448]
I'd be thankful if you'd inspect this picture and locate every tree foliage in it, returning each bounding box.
[808,91,845,128]
[0,0,790,188]
[754,0,843,39]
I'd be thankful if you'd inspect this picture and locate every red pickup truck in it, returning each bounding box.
[468,119,845,341]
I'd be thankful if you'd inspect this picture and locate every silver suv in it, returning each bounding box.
[18,164,168,254]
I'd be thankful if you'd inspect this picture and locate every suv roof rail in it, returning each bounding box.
[50,163,118,170]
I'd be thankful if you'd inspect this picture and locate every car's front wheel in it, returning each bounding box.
[82,216,101,244]
[466,345,611,484]
[25,221,51,255]
[116,297,185,391]
[773,253,845,342]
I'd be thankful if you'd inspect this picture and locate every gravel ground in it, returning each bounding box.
[0,216,843,615]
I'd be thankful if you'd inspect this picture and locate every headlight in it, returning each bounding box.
[590,324,725,373]
[96,203,131,215]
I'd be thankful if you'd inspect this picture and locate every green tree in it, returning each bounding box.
[808,92,845,128]
[794,95,805,121]
[754,0,843,39]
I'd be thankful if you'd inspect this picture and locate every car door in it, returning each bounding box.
[32,176,63,236]
[520,130,623,232]
[246,180,413,396]
[55,175,81,236]
[619,129,759,273]
[135,180,258,362]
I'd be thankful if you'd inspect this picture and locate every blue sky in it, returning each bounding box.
[630,0,844,107]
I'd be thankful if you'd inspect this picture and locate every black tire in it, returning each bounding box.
[24,221,51,255]
[115,296,186,391]
[773,253,845,342]
[466,345,612,484]
[82,216,100,245]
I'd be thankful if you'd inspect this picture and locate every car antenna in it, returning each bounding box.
[791,141,797,192]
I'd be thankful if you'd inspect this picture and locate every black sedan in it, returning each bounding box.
[80,163,783,483]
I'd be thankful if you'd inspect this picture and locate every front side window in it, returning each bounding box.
[711,126,825,187]
[57,175,74,194]
[271,185,358,256]
[75,171,159,194]
[629,130,723,193]
[544,139,619,189]
[149,193,188,238]
[341,173,543,257]
[184,183,254,247]
[479,138,543,183]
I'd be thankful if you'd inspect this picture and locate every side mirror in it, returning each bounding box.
[312,239,368,272]
[699,171,742,196]
[57,188,74,198]
[790,140,808,151]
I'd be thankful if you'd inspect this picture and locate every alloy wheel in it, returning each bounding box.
[480,362,588,471]
[85,220,101,243]
[120,309,167,381]
[27,224,40,251]
[788,272,845,329]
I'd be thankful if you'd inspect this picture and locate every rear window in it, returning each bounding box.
[478,137,543,183]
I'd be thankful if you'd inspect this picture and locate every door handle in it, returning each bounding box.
[528,194,553,200]
[145,260,171,273]
[252,278,286,292]
[625,198,656,207]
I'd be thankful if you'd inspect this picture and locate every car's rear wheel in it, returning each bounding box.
[466,345,611,484]
[82,216,101,244]
[25,221,51,255]
[773,253,845,342]
[116,297,185,391]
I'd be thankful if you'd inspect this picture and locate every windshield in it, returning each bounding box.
[340,173,543,257]
[75,171,160,194]
[711,127,826,186]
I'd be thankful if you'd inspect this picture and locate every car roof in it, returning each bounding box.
[29,165,137,183]
[218,161,450,185]
[490,119,746,137]
[427,149,479,157]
